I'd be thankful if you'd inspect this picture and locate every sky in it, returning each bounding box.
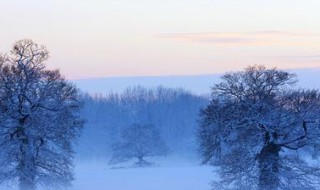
[1,0,320,79]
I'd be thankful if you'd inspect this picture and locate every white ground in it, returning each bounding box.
[0,159,213,190]
[70,159,213,190]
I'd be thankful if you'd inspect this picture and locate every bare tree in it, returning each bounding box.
[198,65,320,190]
[0,39,83,190]
[109,123,167,167]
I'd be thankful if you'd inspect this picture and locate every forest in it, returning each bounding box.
[78,86,208,162]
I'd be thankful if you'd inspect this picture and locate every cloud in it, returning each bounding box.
[159,31,320,46]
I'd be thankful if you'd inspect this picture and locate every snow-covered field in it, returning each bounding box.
[70,160,213,190]
[1,158,214,190]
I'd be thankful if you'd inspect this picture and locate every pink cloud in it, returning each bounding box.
[159,31,320,46]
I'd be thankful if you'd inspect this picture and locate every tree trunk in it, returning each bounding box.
[16,117,36,190]
[19,175,36,190]
[137,156,144,167]
[18,159,36,190]
[258,142,281,190]
[136,156,150,167]
[18,139,36,190]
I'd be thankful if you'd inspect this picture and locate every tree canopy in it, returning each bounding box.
[198,65,320,190]
[109,123,168,167]
[0,39,83,190]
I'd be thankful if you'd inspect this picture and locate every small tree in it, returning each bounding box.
[198,65,320,190]
[109,123,167,167]
[0,39,83,190]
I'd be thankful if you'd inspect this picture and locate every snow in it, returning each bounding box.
[0,156,214,190]
[71,162,213,190]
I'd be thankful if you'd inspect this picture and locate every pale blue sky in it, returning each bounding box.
[1,0,320,79]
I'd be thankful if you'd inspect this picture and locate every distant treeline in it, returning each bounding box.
[77,86,208,160]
